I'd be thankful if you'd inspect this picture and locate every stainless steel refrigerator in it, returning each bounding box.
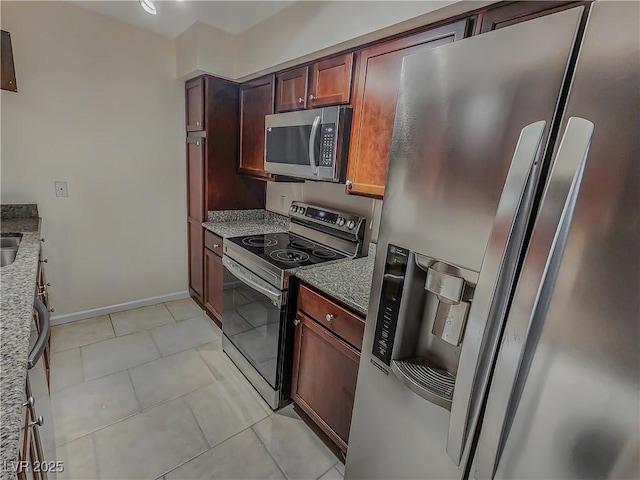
[346,3,639,479]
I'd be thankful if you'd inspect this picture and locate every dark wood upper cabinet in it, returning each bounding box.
[239,75,275,180]
[291,312,360,453]
[1,30,17,92]
[477,1,587,33]
[185,77,205,131]
[275,66,309,112]
[308,53,354,108]
[346,21,467,198]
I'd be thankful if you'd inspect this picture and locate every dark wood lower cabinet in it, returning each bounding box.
[204,247,223,326]
[188,218,204,300]
[291,312,360,453]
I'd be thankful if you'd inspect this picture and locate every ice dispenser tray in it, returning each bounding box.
[373,244,477,411]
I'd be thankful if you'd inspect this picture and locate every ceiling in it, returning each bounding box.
[69,1,294,37]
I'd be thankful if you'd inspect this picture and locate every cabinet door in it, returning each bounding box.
[291,313,360,452]
[346,21,467,198]
[478,1,586,33]
[1,30,17,92]
[186,137,205,222]
[239,75,275,180]
[186,77,205,131]
[308,53,354,108]
[276,66,309,112]
[204,248,223,323]
[188,218,204,300]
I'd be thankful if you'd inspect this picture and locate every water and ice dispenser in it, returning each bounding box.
[372,244,478,410]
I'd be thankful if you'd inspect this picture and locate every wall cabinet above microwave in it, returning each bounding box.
[275,53,354,113]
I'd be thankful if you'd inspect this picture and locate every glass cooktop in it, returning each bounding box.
[227,232,347,270]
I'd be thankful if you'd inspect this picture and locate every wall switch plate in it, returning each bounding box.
[54,181,68,197]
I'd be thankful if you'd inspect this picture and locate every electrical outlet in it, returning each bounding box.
[54,181,68,197]
[280,195,285,208]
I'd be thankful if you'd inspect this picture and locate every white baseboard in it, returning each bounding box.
[51,291,191,326]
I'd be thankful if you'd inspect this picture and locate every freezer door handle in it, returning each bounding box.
[474,117,594,480]
[446,121,547,465]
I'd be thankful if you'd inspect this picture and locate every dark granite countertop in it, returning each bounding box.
[296,244,377,316]
[1,216,42,472]
[202,209,289,238]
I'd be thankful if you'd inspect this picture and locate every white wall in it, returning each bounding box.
[176,21,237,80]
[175,1,490,81]
[235,1,456,79]
[1,1,186,316]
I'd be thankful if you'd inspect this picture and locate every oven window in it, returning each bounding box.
[223,279,281,388]
[266,125,320,165]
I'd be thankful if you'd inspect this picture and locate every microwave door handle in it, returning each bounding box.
[308,115,321,176]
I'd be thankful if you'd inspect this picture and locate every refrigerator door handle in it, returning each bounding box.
[474,117,594,480]
[446,121,547,465]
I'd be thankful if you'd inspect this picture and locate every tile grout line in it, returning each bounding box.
[251,423,291,480]
[316,464,337,480]
[159,424,258,479]
[126,368,144,413]
[183,393,213,449]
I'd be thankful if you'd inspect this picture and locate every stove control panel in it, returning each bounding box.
[289,201,364,234]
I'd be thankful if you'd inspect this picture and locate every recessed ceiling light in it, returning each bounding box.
[140,0,157,15]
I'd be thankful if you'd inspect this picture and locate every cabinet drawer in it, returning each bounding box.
[204,231,223,257]
[298,285,365,350]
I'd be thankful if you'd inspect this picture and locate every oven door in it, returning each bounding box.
[222,256,285,391]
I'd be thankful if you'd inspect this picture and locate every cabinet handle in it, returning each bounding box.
[298,97,304,104]
[196,121,201,126]
[293,318,300,326]
[41,259,48,263]
[29,416,44,428]
[325,313,335,322]
[309,94,316,101]
[196,141,201,146]
[213,243,220,248]
[23,397,35,408]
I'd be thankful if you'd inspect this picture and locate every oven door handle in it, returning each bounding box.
[308,115,321,176]
[222,255,283,305]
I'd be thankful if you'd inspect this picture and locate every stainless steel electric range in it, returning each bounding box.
[221,201,368,409]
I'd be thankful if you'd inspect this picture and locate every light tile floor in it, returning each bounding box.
[47,298,344,480]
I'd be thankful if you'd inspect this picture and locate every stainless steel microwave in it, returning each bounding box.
[264,106,352,182]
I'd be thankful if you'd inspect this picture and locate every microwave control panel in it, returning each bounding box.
[319,124,336,166]
[372,244,409,365]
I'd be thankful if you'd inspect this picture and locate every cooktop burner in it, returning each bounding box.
[242,236,278,248]
[312,249,338,259]
[289,239,316,250]
[270,249,310,263]
[227,232,348,270]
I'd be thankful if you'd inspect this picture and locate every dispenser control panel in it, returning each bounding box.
[372,244,408,365]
